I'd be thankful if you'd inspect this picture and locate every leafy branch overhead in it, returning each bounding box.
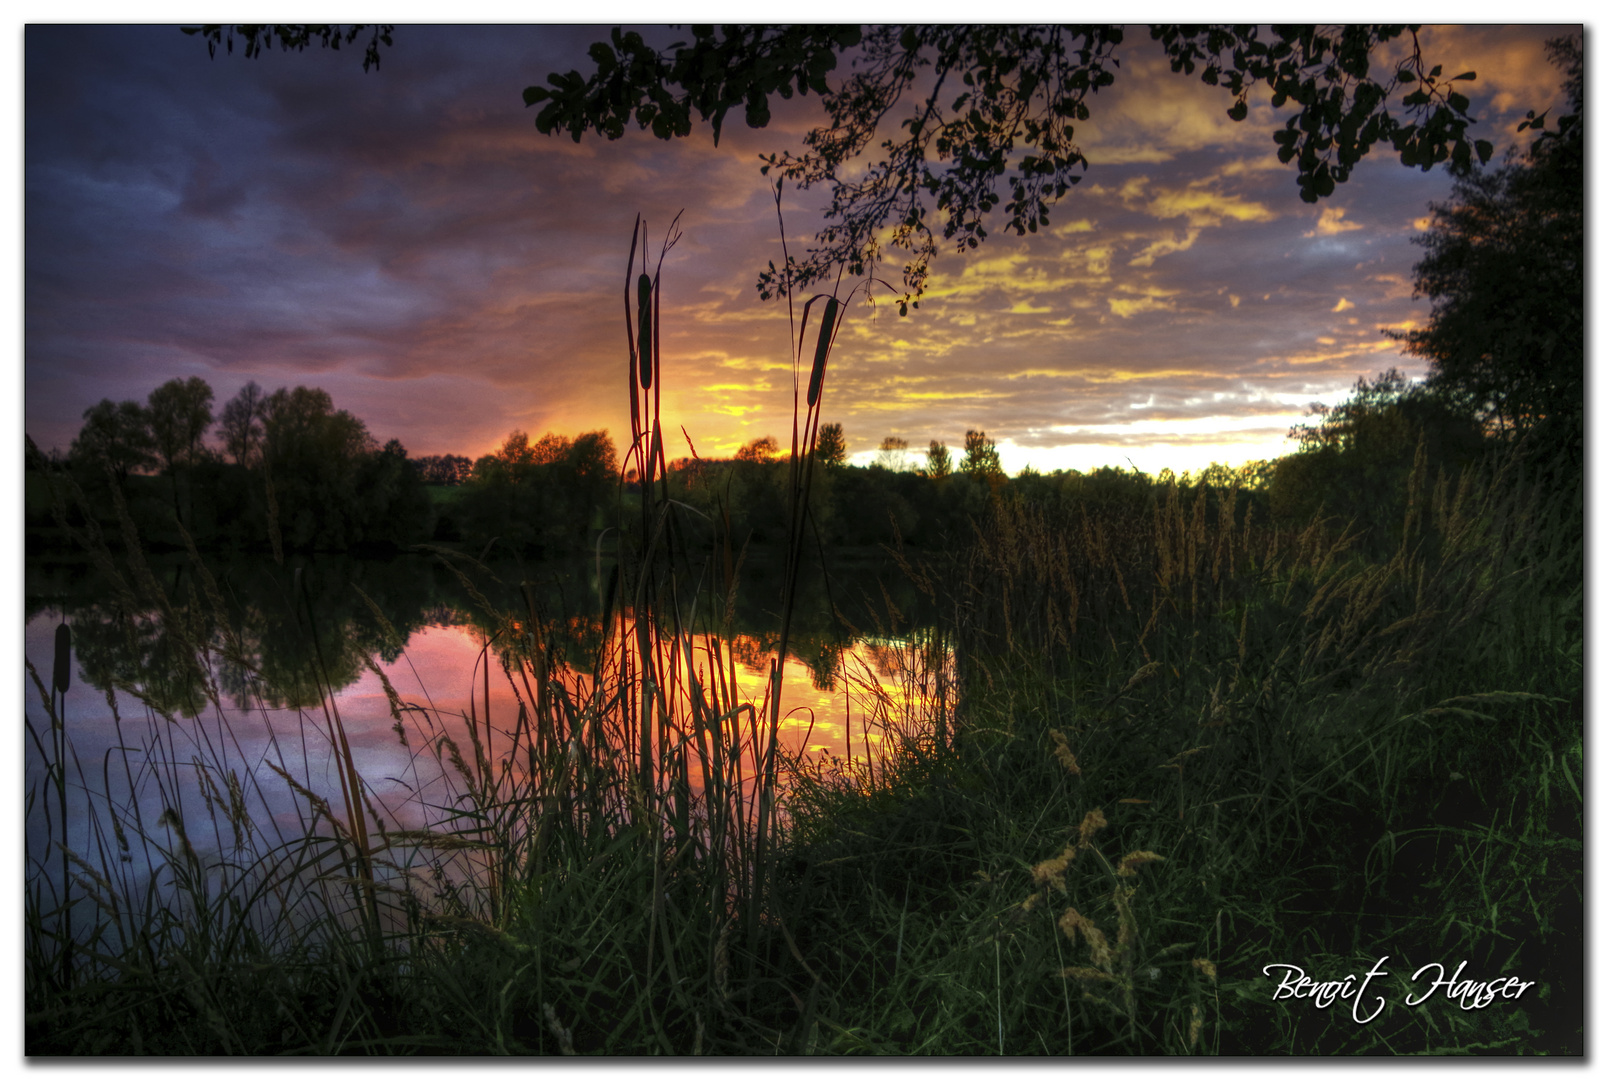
[181,24,395,72]
[524,25,1491,312]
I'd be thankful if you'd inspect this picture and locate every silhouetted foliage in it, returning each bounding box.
[182,24,393,71]
[218,381,267,467]
[961,430,1003,483]
[735,435,781,463]
[527,25,1491,310]
[1390,37,1583,463]
[455,429,619,557]
[815,422,846,468]
[47,378,433,553]
[69,399,155,486]
[1269,369,1486,550]
[415,453,475,486]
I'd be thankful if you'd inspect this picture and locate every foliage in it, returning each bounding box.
[218,381,267,467]
[1270,369,1486,548]
[1390,37,1583,459]
[415,453,476,486]
[69,399,156,484]
[734,434,781,463]
[527,25,1490,310]
[181,23,394,71]
[454,429,618,557]
[815,422,847,468]
[924,440,952,481]
[146,377,216,474]
[47,378,434,554]
[875,436,910,471]
[961,429,1003,482]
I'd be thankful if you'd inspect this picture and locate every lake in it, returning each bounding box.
[24,547,947,916]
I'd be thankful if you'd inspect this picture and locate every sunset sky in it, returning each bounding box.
[23,21,1579,476]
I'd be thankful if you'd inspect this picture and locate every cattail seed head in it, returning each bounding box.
[808,297,838,407]
[636,274,654,389]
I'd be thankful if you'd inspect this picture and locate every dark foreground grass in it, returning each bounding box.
[773,448,1582,1055]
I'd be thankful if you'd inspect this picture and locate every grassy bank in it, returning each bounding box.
[774,449,1582,1054]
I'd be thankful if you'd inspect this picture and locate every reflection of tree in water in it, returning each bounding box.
[32,546,928,712]
[36,552,458,712]
[69,607,215,718]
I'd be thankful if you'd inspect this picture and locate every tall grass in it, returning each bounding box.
[770,441,1581,1053]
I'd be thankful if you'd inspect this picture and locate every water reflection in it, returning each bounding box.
[24,550,947,909]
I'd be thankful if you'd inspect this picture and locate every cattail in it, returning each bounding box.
[52,623,71,695]
[636,273,654,389]
[807,297,838,407]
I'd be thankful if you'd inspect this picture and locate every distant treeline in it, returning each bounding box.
[23,364,1528,563]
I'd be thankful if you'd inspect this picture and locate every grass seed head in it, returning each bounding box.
[1032,844,1076,894]
[1077,807,1108,849]
[1116,850,1164,877]
[1058,906,1114,968]
[1048,728,1081,774]
[1192,957,1218,983]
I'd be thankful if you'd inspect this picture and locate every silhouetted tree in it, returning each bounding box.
[69,399,155,486]
[815,422,846,468]
[875,436,910,471]
[1390,36,1583,461]
[1271,368,1485,548]
[962,430,1003,482]
[735,435,780,463]
[924,440,952,481]
[218,381,268,466]
[147,376,215,522]
[457,429,619,556]
[147,377,215,472]
[415,453,474,485]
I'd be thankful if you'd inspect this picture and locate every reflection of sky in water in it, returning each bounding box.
[24,613,937,888]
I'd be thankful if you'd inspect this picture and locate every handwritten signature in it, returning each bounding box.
[1264,958,1535,1024]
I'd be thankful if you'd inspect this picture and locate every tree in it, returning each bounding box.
[735,435,780,463]
[961,429,1003,481]
[146,376,215,522]
[456,429,618,555]
[526,25,1492,311]
[1271,368,1484,544]
[1389,37,1582,459]
[69,399,155,485]
[415,453,475,485]
[218,381,268,467]
[815,422,846,468]
[875,436,909,471]
[260,386,377,549]
[147,377,215,474]
[925,440,953,481]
